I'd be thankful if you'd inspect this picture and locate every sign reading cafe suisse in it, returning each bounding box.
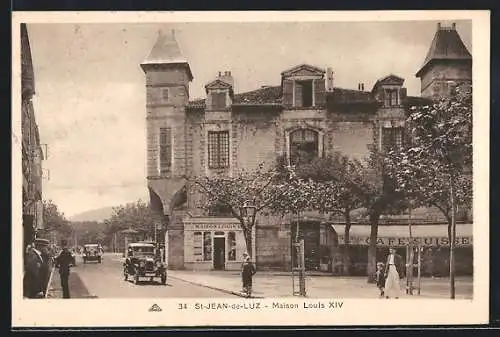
[185,223,241,231]
[338,235,473,247]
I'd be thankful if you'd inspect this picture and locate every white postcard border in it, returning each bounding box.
[11,10,490,327]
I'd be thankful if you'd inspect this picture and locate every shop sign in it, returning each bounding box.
[338,235,473,247]
[185,223,241,231]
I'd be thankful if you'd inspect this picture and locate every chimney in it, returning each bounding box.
[218,70,234,88]
[326,67,334,92]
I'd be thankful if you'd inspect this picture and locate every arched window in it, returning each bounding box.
[289,129,319,165]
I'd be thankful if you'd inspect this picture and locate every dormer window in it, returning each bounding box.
[384,89,399,107]
[205,75,232,111]
[212,92,226,110]
[295,80,313,108]
[281,64,326,109]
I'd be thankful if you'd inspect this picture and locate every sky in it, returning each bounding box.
[26,20,472,217]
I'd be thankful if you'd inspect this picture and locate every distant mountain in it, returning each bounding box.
[68,206,116,222]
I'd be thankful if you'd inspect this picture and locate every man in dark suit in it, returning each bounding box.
[55,240,73,299]
[24,242,44,298]
[384,247,404,299]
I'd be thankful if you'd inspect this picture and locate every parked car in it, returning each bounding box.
[123,242,167,285]
[83,244,102,264]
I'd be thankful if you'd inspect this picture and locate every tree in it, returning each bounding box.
[276,151,406,282]
[190,163,282,258]
[384,84,473,298]
[105,200,163,241]
[42,200,72,241]
[289,153,363,275]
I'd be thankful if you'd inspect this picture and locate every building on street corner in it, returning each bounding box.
[142,23,472,276]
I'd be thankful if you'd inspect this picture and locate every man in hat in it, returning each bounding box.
[384,247,404,299]
[55,240,73,298]
[24,241,44,298]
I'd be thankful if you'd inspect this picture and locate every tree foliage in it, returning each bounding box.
[191,163,287,257]
[42,199,72,239]
[104,199,163,239]
[384,85,473,231]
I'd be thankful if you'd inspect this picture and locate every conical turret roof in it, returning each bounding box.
[416,23,471,77]
[141,29,193,80]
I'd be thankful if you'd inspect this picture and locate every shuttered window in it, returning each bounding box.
[212,92,226,110]
[159,128,172,175]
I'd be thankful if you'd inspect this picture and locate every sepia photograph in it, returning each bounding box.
[12,11,489,327]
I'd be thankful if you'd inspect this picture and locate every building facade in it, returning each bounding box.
[143,23,472,275]
[21,23,44,249]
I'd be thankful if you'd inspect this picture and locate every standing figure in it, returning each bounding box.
[55,241,73,299]
[23,243,44,298]
[375,262,386,298]
[38,242,52,296]
[241,252,256,298]
[384,247,404,299]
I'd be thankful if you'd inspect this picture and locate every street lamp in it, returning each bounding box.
[242,200,257,220]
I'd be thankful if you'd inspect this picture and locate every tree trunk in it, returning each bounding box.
[343,210,351,276]
[449,180,456,299]
[244,227,253,259]
[367,211,380,283]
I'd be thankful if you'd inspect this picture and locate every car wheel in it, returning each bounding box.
[134,273,139,285]
[161,274,167,285]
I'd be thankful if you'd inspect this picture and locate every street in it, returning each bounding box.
[63,253,236,298]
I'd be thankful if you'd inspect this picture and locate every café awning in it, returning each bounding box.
[332,223,473,247]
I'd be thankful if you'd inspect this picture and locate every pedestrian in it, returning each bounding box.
[241,252,256,298]
[384,247,404,299]
[37,241,52,296]
[23,243,44,298]
[375,262,386,298]
[55,240,73,299]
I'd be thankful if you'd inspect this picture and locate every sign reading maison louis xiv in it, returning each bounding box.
[185,223,241,231]
[338,236,473,247]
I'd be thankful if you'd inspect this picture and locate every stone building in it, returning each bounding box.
[21,23,44,249]
[142,23,472,275]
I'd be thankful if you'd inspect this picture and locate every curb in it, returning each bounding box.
[168,275,264,299]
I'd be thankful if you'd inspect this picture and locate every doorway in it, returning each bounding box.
[213,237,226,270]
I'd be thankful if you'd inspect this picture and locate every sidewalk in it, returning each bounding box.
[46,268,96,299]
[168,270,473,299]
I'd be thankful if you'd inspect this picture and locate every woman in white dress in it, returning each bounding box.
[384,247,404,299]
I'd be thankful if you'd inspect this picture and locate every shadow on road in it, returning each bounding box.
[124,280,173,287]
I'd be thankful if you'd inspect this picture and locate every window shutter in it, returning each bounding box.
[314,79,326,107]
[400,87,407,102]
[294,82,303,107]
[283,79,294,107]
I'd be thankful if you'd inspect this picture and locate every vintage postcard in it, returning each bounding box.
[12,10,490,327]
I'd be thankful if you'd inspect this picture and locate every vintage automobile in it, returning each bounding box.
[83,243,102,263]
[123,242,167,285]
